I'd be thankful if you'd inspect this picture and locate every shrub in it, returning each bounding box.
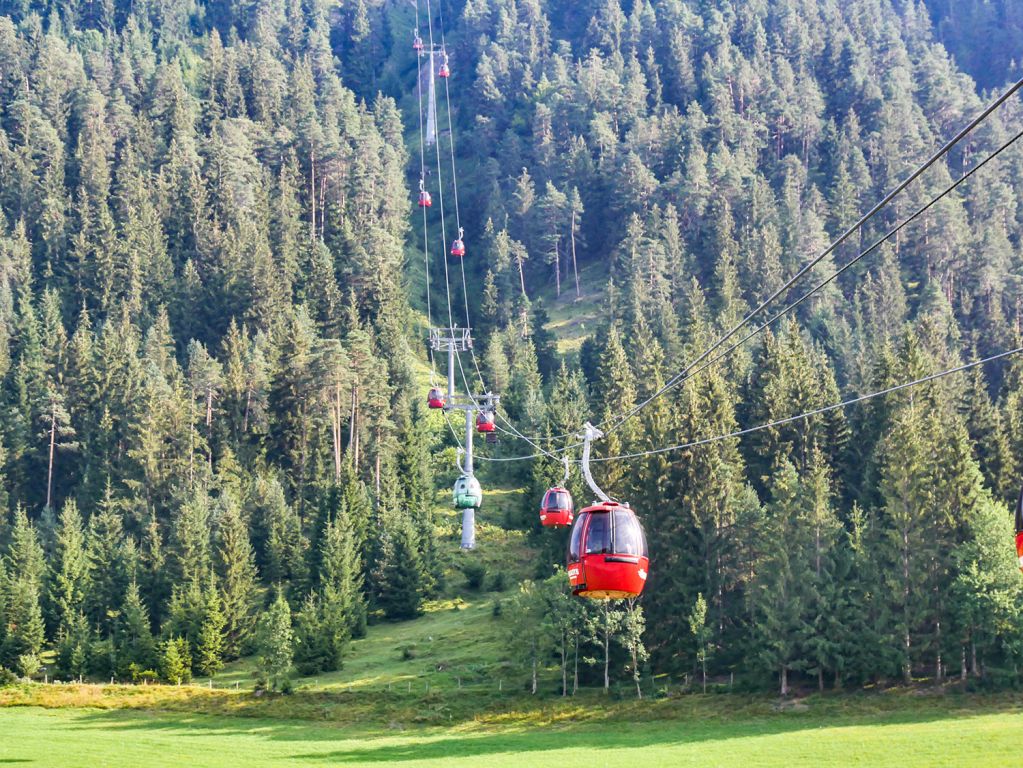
[0,667,18,687]
[17,653,41,679]
[401,645,418,661]
[461,562,487,591]
[490,571,508,592]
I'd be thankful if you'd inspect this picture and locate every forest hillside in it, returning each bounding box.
[0,0,1022,697]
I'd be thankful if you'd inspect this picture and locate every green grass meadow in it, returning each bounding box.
[3,477,1018,767]
[2,696,1022,767]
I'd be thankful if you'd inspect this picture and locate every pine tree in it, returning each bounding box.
[1,507,46,674]
[215,492,258,658]
[371,510,423,621]
[49,499,90,640]
[161,637,192,685]
[752,461,811,695]
[116,581,157,678]
[196,577,226,677]
[256,590,294,693]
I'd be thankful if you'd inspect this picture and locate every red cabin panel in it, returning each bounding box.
[476,412,495,433]
[451,239,466,257]
[427,388,445,409]
[566,502,648,599]
[540,487,574,528]
[418,190,432,208]
[1016,485,1023,575]
[438,64,450,78]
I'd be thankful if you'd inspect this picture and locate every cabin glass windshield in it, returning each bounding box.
[585,512,611,554]
[547,491,571,509]
[568,512,587,561]
[613,509,647,557]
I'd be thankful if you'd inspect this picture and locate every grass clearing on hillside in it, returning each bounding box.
[1,695,1021,767]
[539,261,607,356]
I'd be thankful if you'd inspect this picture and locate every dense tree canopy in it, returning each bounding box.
[0,0,1021,694]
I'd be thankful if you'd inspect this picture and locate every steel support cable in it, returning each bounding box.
[474,122,1023,463]
[587,347,1023,463]
[590,75,1023,441]
[653,124,1023,407]
[513,75,1023,446]
[424,0,455,334]
[428,0,568,462]
[414,0,438,386]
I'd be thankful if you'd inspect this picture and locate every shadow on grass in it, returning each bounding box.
[58,692,1023,764]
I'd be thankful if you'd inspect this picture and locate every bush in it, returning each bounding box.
[490,571,508,592]
[160,637,192,685]
[461,562,487,591]
[491,599,503,618]
[17,653,41,679]
[0,667,18,687]
[401,644,418,661]
[129,664,159,685]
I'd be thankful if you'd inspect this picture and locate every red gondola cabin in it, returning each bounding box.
[418,189,432,208]
[567,501,648,599]
[438,53,450,78]
[450,238,466,257]
[540,487,574,528]
[413,33,424,51]
[476,411,495,433]
[1016,484,1023,575]
[427,388,445,409]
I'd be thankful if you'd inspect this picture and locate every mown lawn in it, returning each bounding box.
[1,696,1020,767]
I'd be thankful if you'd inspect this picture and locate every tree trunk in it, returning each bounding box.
[531,639,538,695]
[632,643,642,700]
[561,634,567,697]
[780,665,788,696]
[310,148,317,241]
[46,406,56,510]
[207,388,214,470]
[818,667,824,692]
[554,240,561,298]
[571,210,580,299]
[573,635,579,695]
[332,381,342,482]
[517,256,527,299]
[243,387,252,434]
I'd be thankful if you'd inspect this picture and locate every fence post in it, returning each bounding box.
[408,681,412,693]
[499,679,502,692]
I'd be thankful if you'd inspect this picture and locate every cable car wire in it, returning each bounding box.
[414,0,438,386]
[590,74,1023,442]
[510,75,1023,447]
[588,346,1023,463]
[424,0,574,464]
[473,122,1023,464]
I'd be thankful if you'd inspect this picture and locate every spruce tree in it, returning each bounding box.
[116,581,157,678]
[215,493,258,658]
[256,590,294,693]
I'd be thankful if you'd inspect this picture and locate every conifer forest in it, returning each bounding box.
[1,0,1023,705]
